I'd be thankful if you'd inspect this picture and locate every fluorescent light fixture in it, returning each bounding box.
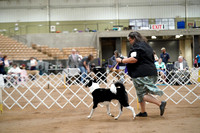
[179,34,183,37]
[175,35,180,38]
[151,36,156,39]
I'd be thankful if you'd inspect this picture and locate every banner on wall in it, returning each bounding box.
[50,26,56,32]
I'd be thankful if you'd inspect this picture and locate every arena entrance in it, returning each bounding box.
[100,38,117,66]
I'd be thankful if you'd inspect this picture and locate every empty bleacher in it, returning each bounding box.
[32,44,98,60]
[0,35,98,61]
[0,35,53,60]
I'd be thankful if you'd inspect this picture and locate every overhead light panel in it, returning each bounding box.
[175,35,180,38]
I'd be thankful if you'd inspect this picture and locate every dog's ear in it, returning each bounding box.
[85,79,93,87]
[93,78,97,83]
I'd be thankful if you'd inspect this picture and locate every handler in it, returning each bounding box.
[116,31,166,117]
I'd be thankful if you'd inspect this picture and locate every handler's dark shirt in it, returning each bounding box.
[126,41,157,78]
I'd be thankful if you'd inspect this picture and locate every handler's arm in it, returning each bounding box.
[116,57,137,64]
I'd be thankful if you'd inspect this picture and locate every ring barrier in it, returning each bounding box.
[0,68,199,110]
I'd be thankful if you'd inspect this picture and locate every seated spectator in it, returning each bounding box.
[30,57,38,70]
[7,64,21,85]
[153,50,159,62]
[20,64,28,84]
[79,54,94,84]
[155,58,166,80]
[174,56,189,70]
[174,56,190,84]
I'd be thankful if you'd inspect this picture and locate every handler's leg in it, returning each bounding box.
[136,101,148,117]
[143,94,161,106]
[143,94,167,116]
[140,100,146,113]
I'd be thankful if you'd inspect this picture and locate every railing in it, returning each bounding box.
[0,68,199,110]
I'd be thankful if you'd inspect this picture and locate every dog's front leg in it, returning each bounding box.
[88,102,98,119]
[125,106,136,119]
[114,103,123,120]
[87,109,95,119]
[106,103,114,117]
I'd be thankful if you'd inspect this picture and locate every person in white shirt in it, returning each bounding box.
[30,57,38,70]
[174,56,189,70]
[67,49,79,68]
[76,50,83,62]
[8,64,21,76]
[7,64,21,85]
[174,56,190,84]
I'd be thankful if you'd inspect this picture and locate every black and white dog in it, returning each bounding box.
[85,79,136,120]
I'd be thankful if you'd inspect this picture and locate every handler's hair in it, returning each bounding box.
[128,31,148,43]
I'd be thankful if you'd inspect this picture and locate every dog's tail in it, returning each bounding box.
[114,82,129,106]
[110,82,126,94]
[114,82,126,91]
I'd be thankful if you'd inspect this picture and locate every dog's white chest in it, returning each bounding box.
[89,83,100,93]
[110,84,117,94]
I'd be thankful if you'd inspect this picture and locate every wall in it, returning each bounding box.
[1,17,200,36]
[14,32,97,49]
[0,0,200,22]
[148,40,179,62]
[0,0,200,36]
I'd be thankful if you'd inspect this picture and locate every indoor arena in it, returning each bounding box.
[0,0,200,133]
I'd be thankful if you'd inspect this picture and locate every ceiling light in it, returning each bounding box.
[175,35,180,38]
[151,36,156,39]
[179,34,183,37]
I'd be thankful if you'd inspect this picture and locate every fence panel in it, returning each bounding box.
[1,68,200,110]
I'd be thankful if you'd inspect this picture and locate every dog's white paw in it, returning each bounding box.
[87,116,91,119]
[107,113,114,117]
[114,117,118,120]
[133,112,136,119]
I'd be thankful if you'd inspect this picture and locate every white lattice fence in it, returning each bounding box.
[1,68,200,110]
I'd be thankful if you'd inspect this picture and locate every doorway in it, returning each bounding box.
[100,38,116,66]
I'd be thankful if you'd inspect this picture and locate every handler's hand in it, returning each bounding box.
[116,58,122,63]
